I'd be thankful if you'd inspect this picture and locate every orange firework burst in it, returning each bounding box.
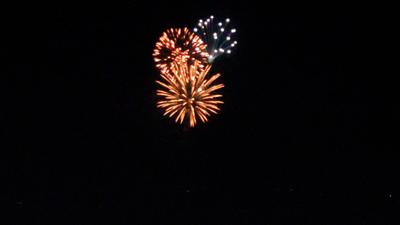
[153,28,209,75]
[156,60,224,127]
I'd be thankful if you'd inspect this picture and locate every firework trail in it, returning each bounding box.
[153,28,209,75]
[193,15,237,63]
[156,60,224,127]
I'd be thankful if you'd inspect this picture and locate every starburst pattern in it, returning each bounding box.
[194,15,238,63]
[153,28,209,75]
[156,60,224,127]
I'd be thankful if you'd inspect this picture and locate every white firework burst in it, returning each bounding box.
[193,15,238,63]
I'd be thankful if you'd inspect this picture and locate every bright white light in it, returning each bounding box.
[194,16,237,62]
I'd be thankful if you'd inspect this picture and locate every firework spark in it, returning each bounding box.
[156,60,224,127]
[194,15,238,63]
[153,28,209,75]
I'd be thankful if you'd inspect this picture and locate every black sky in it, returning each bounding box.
[2,1,397,225]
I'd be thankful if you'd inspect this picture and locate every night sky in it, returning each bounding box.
[3,1,397,225]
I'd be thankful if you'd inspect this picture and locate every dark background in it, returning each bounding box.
[2,1,397,225]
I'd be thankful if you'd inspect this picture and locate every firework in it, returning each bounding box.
[194,15,238,63]
[153,28,209,75]
[156,60,224,127]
